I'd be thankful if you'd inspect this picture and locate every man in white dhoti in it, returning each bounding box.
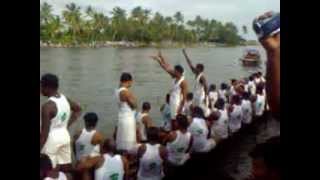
[114,72,138,152]
[151,51,188,130]
[182,49,209,113]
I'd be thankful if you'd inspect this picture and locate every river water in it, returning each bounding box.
[40,46,281,180]
[40,46,266,137]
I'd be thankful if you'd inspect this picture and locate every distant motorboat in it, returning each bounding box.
[239,48,261,66]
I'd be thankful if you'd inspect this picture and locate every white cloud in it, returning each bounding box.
[40,0,280,40]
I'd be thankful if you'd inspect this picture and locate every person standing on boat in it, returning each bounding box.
[182,49,209,112]
[160,94,171,132]
[114,72,138,152]
[151,51,188,130]
[136,102,154,143]
[208,84,219,112]
[137,127,168,180]
[74,112,104,180]
[40,73,82,173]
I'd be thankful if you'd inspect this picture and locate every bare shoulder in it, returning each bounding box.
[92,131,104,145]
[73,129,82,141]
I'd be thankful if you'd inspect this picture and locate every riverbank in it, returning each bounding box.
[40,41,255,49]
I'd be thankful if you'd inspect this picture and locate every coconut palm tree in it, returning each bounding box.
[62,3,82,44]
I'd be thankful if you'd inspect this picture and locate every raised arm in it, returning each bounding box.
[151,51,176,78]
[67,97,82,128]
[182,49,197,74]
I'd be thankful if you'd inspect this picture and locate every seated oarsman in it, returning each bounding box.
[75,139,130,180]
[74,112,104,180]
[137,127,168,180]
[188,107,216,153]
[164,114,193,177]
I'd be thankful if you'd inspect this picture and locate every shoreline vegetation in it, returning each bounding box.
[41,2,257,49]
[40,40,258,48]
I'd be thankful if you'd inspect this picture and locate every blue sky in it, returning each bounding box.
[40,0,280,40]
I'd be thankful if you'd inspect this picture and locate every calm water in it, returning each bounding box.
[40,46,266,137]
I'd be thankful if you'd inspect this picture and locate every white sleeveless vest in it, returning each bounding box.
[255,94,266,116]
[95,154,124,180]
[169,76,185,119]
[188,117,209,152]
[115,87,136,151]
[137,144,164,180]
[211,109,229,139]
[136,112,148,142]
[193,73,206,107]
[75,128,100,161]
[166,130,191,166]
[41,94,71,154]
[241,100,253,124]
[229,104,243,133]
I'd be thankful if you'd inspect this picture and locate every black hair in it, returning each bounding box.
[40,73,59,90]
[174,65,184,74]
[196,64,204,72]
[187,92,193,100]
[166,94,170,103]
[243,92,250,100]
[232,95,241,105]
[249,136,280,171]
[84,112,98,128]
[120,72,133,82]
[147,127,160,142]
[220,83,228,90]
[256,83,265,94]
[231,79,237,84]
[192,106,205,119]
[249,75,254,81]
[102,139,116,153]
[142,102,151,111]
[209,84,216,91]
[207,111,221,122]
[215,98,225,110]
[176,114,189,129]
[40,154,52,179]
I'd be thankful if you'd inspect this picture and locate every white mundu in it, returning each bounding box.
[75,128,100,161]
[136,112,148,142]
[41,93,71,168]
[170,76,185,119]
[95,154,124,180]
[255,94,266,117]
[137,144,164,180]
[241,100,253,124]
[193,73,206,107]
[229,104,243,134]
[115,87,137,151]
[166,130,191,166]
[44,172,67,180]
[211,109,229,140]
[188,117,216,153]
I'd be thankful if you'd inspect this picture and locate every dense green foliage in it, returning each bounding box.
[40,2,244,45]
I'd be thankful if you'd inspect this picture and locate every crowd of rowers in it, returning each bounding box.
[40,50,268,180]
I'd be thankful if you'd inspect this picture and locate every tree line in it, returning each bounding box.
[40,2,246,46]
